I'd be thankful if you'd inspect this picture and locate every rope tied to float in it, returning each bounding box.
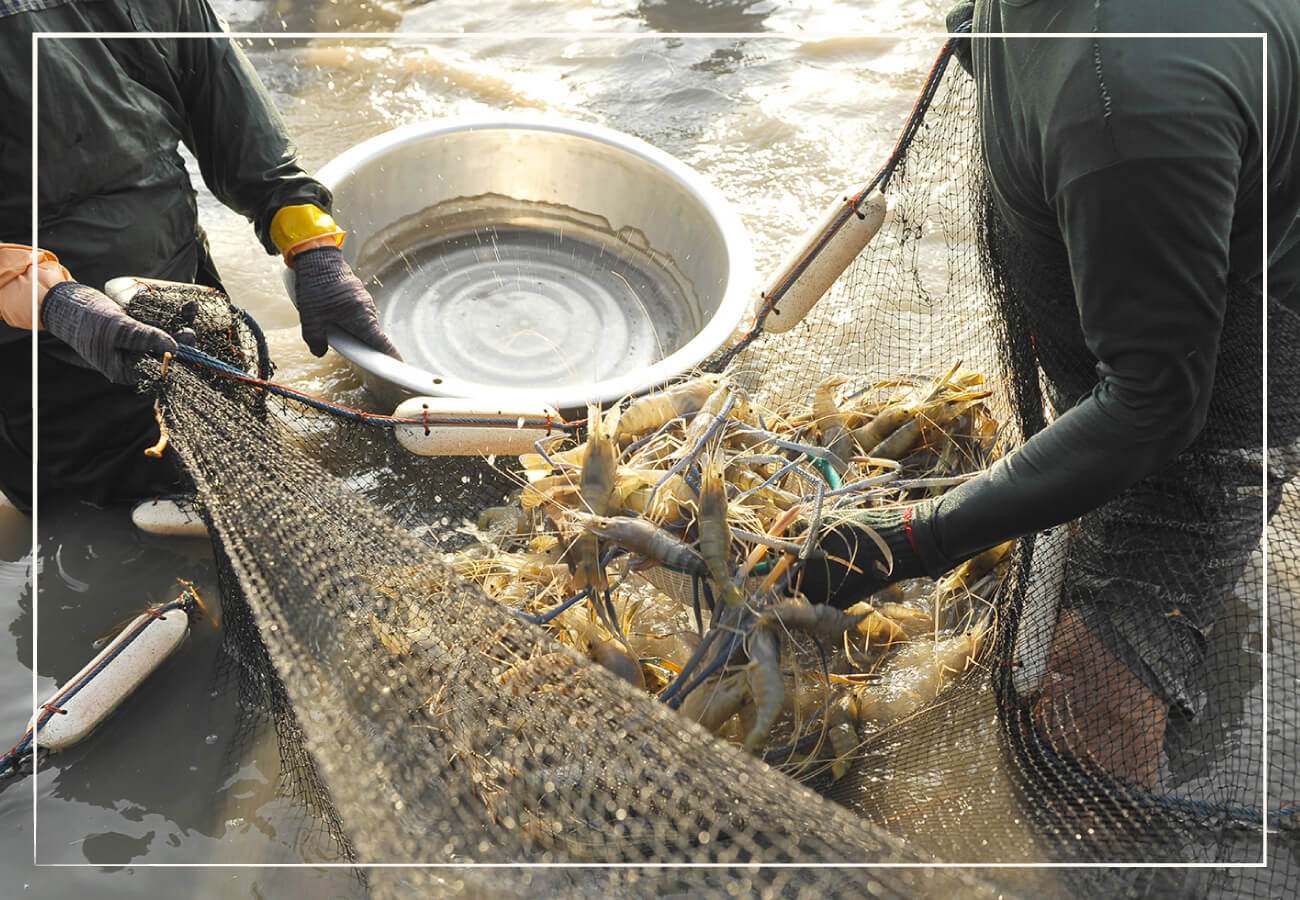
[707,25,969,372]
[166,344,578,434]
[0,588,204,782]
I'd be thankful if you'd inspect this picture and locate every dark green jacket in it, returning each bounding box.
[0,0,329,346]
[922,0,1300,568]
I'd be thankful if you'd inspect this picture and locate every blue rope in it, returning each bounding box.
[171,344,573,434]
[1121,789,1296,831]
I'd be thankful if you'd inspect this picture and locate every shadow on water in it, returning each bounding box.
[634,0,772,33]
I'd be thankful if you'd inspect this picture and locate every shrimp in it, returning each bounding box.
[567,511,707,576]
[612,466,681,520]
[743,624,784,754]
[757,599,868,638]
[649,471,697,524]
[579,404,619,518]
[678,669,750,733]
[935,540,1014,596]
[873,601,938,639]
[567,405,620,603]
[565,530,609,626]
[849,360,965,455]
[519,441,584,477]
[826,692,860,781]
[521,472,580,511]
[615,375,724,441]
[848,605,909,650]
[850,405,917,457]
[672,381,734,463]
[864,390,993,461]
[932,539,1014,630]
[813,374,854,469]
[925,413,973,489]
[698,444,745,608]
[589,638,645,689]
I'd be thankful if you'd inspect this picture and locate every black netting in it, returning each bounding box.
[122,50,1297,899]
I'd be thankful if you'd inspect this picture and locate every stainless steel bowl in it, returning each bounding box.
[297,116,754,409]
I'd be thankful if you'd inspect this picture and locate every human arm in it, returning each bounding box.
[920,154,1233,563]
[160,0,399,358]
[288,244,401,359]
[2,245,177,383]
[0,244,176,384]
[0,245,71,329]
[165,0,331,252]
[265,204,400,358]
[804,153,1236,606]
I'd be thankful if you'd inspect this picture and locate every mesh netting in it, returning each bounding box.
[127,52,1296,899]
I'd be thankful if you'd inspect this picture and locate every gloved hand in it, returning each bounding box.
[946,1,975,76]
[291,245,401,359]
[40,282,178,384]
[795,504,944,609]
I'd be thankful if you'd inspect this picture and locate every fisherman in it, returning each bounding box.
[0,0,399,515]
[802,1,1300,789]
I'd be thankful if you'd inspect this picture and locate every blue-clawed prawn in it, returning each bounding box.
[743,624,784,754]
[813,374,854,470]
[698,443,745,608]
[615,375,725,442]
[571,405,621,632]
[567,511,708,577]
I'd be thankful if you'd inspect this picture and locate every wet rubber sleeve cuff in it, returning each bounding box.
[849,506,937,582]
[907,500,956,578]
[270,205,345,265]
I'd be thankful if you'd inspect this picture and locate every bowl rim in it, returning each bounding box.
[302,114,754,410]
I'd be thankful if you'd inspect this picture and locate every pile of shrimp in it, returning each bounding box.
[446,362,1017,778]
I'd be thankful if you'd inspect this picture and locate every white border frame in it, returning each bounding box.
[26,27,1272,877]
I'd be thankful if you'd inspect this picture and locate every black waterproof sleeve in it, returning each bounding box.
[168,0,332,253]
[920,153,1237,569]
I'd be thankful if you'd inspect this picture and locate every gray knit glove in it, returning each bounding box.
[40,282,178,384]
[291,245,401,359]
[797,504,944,608]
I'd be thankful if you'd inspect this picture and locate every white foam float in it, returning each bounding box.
[760,191,889,333]
[393,396,564,456]
[131,496,209,538]
[27,601,191,753]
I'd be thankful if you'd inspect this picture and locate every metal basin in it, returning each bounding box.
[304,116,754,409]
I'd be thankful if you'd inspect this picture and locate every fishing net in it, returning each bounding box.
[122,39,1296,899]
